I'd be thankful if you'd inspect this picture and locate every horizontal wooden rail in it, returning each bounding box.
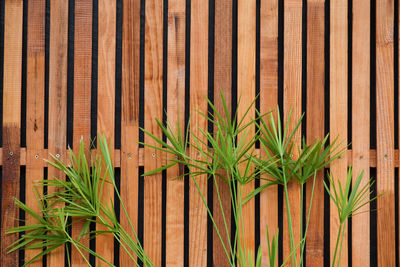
[0,148,393,168]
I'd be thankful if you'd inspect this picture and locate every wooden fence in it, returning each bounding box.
[0,0,397,266]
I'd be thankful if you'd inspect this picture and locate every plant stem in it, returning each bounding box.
[332,222,343,267]
[283,182,298,267]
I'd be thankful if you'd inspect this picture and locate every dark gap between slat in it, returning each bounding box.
[301,0,307,144]
[395,167,399,266]
[255,0,261,261]
[21,0,27,148]
[91,0,99,148]
[348,0,352,150]
[370,0,376,150]
[323,168,330,267]
[44,0,50,149]
[115,0,123,150]
[43,167,48,267]
[89,167,96,266]
[370,167,377,266]
[0,0,4,147]
[19,166,25,267]
[114,168,121,266]
[230,0,238,262]
[184,0,191,264]
[138,166,144,267]
[277,0,284,264]
[207,0,215,265]
[67,0,75,150]
[394,0,399,150]
[138,0,146,148]
[348,167,352,267]
[162,0,168,266]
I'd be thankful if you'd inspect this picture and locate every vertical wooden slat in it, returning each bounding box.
[1,1,23,266]
[376,0,395,265]
[72,0,92,265]
[26,0,45,266]
[352,0,370,266]
[237,0,256,257]
[96,0,116,264]
[121,0,140,266]
[283,0,302,263]
[47,0,68,265]
[213,0,232,266]
[260,0,279,264]
[166,0,185,265]
[189,0,208,265]
[305,0,324,265]
[330,0,348,266]
[144,0,163,265]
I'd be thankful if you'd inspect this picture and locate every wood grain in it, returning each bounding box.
[237,0,256,258]
[47,0,68,265]
[166,0,185,265]
[72,0,92,265]
[352,0,370,266]
[144,0,163,265]
[25,0,45,266]
[260,0,279,265]
[189,0,209,265]
[121,0,141,265]
[283,0,302,263]
[330,0,348,266]
[97,0,116,264]
[376,0,395,266]
[1,1,23,266]
[213,0,232,266]
[305,0,324,265]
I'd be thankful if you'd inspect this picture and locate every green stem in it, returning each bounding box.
[283,181,298,267]
[332,222,343,267]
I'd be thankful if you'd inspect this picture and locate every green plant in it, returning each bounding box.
[142,91,345,267]
[324,167,382,267]
[7,137,154,267]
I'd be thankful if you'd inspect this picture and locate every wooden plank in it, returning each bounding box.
[189,0,208,265]
[213,0,232,266]
[330,0,348,266]
[121,0,140,266]
[283,0,302,263]
[237,0,256,258]
[72,0,92,265]
[143,0,163,265]
[165,0,185,265]
[259,0,279,264]
[376,0,395,265]
[1,1,23,266]
[351,0,370,266]
[25,0,45,266]
[96,0,116,264]
[305,0,324,265]
[47,0,68,265]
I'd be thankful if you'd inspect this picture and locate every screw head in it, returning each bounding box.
[152,153,156,158]
[35,154,39,159]
[128,153,132,158]
[9,151,13,156]
[56,154,60,158]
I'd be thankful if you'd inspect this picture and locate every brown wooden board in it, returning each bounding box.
[72,0,92,265]
[47,0,68,265]
[305,0,325,265]
[189,0,209,265]
[352,0,370,266]
[213,0,232,266]
[283,0,302,264]
[25,1,45,266]
[96,0,116,264]
[1,1,23,266]
[330,0,348,266]
[121,0,141,266]
[143,0,164,265]
[166,0,185,265]
[259,0,279,264]
[237,0,256,258]
[376,0,395,265]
